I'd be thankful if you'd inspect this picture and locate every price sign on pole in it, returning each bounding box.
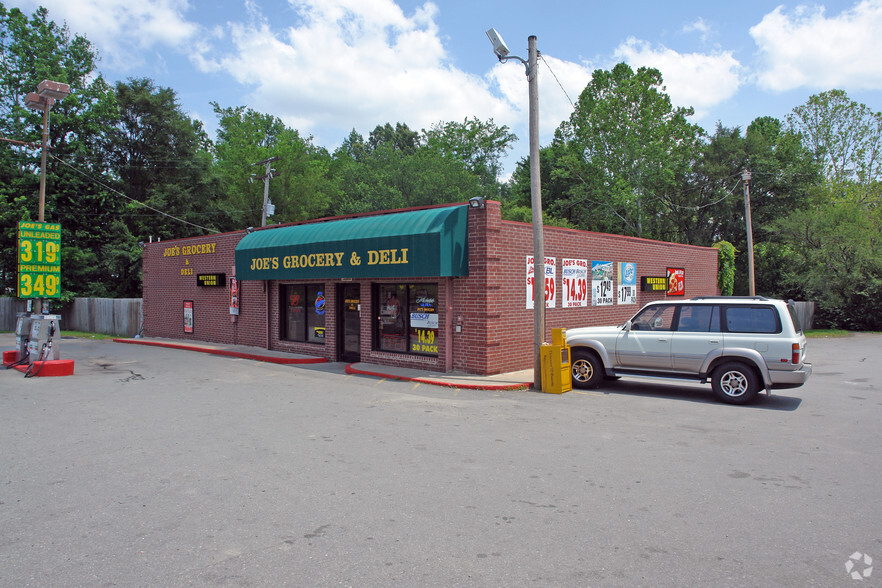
[17,221,61,298]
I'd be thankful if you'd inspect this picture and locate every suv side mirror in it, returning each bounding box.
[623,320,632,332]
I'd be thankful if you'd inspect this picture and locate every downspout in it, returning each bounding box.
[445,278,453,372]
[265,280,271,350]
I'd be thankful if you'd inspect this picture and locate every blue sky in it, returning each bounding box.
[16,0,882,176]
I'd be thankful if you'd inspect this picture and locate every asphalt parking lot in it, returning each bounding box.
[1,333,880,587]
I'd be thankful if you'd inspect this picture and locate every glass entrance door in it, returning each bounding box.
[337,283,361,363]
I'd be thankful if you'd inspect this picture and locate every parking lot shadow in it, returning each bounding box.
[596,379,803,411]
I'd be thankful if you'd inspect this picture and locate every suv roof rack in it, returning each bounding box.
[689,295,770,301]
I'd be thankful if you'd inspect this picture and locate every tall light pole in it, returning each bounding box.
[486,29,545,390]
[24,80,70,223]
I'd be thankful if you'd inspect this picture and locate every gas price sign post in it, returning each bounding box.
[17,221,61,299]
[5,221,73,377]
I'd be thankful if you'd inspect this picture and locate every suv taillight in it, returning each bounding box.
[792,343,800,364]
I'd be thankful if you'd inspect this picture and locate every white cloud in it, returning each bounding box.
[682,17,713,44]
[613,38,743,118]
[18,0,199,70]
[192,0,514,145]
[750,0,882,92]
[487,55,592,137]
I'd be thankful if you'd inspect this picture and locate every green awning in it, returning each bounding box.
[235,205,469,280]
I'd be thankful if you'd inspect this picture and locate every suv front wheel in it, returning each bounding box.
[571,349,603,389]
[711,361,760,404]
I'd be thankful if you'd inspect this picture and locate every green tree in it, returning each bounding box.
[787,89,882,204]
[775,92,882,327]
[687,120,819,295]
[423,116,517,195]
[775,197,882,329]
[0,3,119,298]
[331,122,485,215]
[211,103,337,228]
[523,63,704,239]
[105,79,220,243]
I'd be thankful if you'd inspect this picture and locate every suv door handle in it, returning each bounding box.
[709,339,720,344]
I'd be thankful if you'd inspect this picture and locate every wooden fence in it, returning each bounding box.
[790,301,815,331]
[0,298,142,337]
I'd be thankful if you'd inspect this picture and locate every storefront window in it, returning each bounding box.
[375,283,438,356]
[282,284,326,343]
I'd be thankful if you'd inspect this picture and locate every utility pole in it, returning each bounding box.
[742,168,755,296]
[485,29,544,390]
[250,156,280,227]
[527,35,545,391]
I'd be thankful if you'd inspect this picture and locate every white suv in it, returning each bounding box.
[566,296,812,404]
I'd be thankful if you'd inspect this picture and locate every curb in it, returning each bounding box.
[344,364,531,391]
[113,338,327,365]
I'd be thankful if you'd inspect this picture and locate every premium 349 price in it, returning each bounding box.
[17,221,62,298]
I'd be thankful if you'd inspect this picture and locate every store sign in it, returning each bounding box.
[410,313,439,329]
[234,206,468,280]
[229,277,239,315]
[526,256,556,309]
[591,261,614,306]
[667,267,686,296]
[641,276,667,292]
[17,221,61,298]
[197,273,226,287]
[617,262,637,305]
[183,301,194,333]
[562,258,588,308]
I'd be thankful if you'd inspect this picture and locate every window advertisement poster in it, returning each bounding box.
[229,277,239,315]
[617,262,637,305]
[591,260,615,306]
[409,285,439,356]
[562,258,589,308]
[183,301,194,333]
[667,267,686,296]
[526,256,557,309]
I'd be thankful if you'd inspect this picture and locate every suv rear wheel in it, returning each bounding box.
[571,349,603,389]
[712,361,760,404]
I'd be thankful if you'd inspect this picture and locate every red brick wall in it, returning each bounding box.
[142,202,718,376]
[449,201,719,375]
[142,231,263,344]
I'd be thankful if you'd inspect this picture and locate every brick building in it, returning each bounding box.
[142,200,719,375]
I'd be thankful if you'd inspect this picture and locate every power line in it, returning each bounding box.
[540,54,575,110]
[47,152,221,234]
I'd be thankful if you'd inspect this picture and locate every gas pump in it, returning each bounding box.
[27,314,61,363]
[14,311,34,363]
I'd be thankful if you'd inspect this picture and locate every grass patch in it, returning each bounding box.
[59,330,117,340]
[806,329,852,338]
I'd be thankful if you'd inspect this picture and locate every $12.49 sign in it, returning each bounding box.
[17,221,61,298]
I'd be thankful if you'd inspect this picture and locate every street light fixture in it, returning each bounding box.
[24,79,70,222]
[486,29,546,391]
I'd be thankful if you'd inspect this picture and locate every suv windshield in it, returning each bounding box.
[631,305,676,331]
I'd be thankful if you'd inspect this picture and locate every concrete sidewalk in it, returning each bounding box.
[114,337,534,391]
